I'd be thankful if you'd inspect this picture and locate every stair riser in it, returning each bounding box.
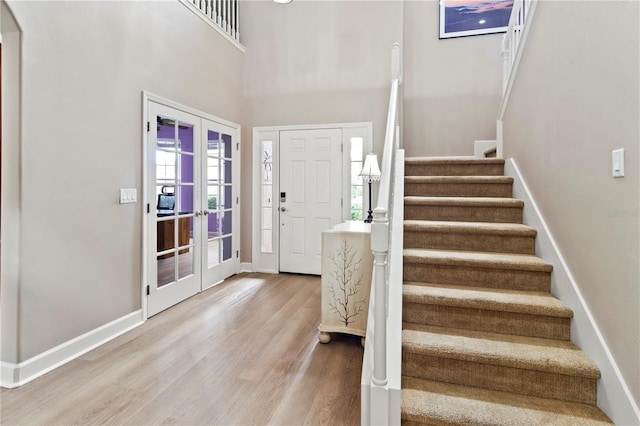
[403,263,551,292]
[402,353,598,405]
[403,303,571,340]
[404,230,535,254]
[405,205,523,224]
[405,183,513,198]
[405,164,504,177]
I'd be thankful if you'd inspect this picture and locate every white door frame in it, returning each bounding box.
[251,122,373,274]
[142,92,241,319]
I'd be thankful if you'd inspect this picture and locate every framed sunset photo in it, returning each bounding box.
[440,0,514,39]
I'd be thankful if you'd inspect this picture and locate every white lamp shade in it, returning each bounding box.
[359,153,381,182]
[273,0,292,3]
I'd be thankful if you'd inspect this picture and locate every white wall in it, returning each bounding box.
[239,0,403,262]
[1,0,244,361]
[402,0,503,157]
[503,0,639,411]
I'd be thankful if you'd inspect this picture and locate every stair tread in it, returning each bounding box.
[402,323,600,378]
[404,219,536,236]
[401,377,612,425]
[405,175,513,183]
[405,156,504,165]
[405,196,523,207]
[403,248,553,272]
[403,282,573,318]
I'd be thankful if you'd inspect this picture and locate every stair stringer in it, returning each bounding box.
[505,158,640,425]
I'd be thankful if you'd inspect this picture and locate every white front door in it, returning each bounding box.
[147,101,239,317]
[279,129,343,274]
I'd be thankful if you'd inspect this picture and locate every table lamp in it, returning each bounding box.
[359,153,381,223]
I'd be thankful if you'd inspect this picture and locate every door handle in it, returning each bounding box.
[195,211,202,217]
[204,210,209,215]
[280,207,287,212]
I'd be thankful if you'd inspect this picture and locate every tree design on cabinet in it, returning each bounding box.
[327,240,366,327]
[319,222,372,345]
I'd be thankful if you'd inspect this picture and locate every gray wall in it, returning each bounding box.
[403,0,503,157]
[2,0,244,361]
[240,0,403,262]
[2,0,512,366]
[239,0,504,261]
[503,1,639,407]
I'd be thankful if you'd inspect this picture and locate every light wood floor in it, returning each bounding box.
[0,273,363,425]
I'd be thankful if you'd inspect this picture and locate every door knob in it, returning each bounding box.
[195,211,202,217]
[204,210,209,215]
[280,207,287,212]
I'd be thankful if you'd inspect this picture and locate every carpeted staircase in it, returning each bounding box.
[401,157,612,425]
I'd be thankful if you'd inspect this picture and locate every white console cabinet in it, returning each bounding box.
[318,221,373,346]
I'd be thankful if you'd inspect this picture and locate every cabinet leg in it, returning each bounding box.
[318,331,331,344]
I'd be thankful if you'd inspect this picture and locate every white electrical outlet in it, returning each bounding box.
[119,188,138,204]
[612,149,625,178]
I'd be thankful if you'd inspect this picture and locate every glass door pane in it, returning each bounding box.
[155,118,197,286]
[206,130,221,269]
[201,121,239,288]
[148,103,201,317]
[220,133,233,262]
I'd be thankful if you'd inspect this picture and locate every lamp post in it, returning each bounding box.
[359,153,381,223]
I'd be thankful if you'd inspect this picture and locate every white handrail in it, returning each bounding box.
[497,0,538,157]
[361,43,403,426]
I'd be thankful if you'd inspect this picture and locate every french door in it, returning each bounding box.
[201,119,239,288]
[147,101,239,317]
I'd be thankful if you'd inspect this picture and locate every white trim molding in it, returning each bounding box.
[506,159,640,425]
[1,310,144,389]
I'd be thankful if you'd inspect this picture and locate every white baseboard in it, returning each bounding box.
[253,268,280,274]
[240,262,253,273]
[1,362,19,388]
[1,310,144,389]
[505,159,640,425]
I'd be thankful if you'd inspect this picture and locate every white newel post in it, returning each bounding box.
[371,207,389,386]
[391,43,401,82]
[370,206,390,425]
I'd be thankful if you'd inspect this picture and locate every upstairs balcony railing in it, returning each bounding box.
[501,0,537,94]
[183,0,240,43]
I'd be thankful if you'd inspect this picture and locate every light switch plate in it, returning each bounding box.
[120,188,137,204]
[612,149,625,178]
